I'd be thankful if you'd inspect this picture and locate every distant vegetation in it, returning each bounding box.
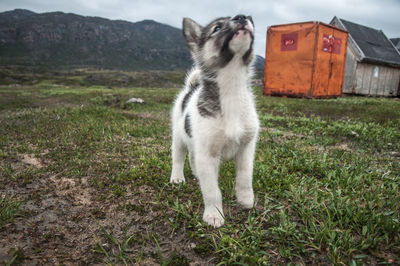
[0,66,186,88]
[0,66,265,89]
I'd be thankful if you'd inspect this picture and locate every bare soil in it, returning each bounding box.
[0,154,211,265]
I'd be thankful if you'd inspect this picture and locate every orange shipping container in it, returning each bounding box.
[263,21,348,98]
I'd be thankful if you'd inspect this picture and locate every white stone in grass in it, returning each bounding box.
[126,97,144,104]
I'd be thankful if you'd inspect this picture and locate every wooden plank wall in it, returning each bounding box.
[342,45,357,94]
[353,63,400,96]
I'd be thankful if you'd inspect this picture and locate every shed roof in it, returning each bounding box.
[331,17,400,67]
[391,38,400,51]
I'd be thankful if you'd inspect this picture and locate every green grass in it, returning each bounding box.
[0,196,22,230]
[0,82,399,265]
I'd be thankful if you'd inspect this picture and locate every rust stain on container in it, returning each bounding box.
[263,21,348,98]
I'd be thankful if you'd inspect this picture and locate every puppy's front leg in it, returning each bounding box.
[195,152,224,227]
[235,138,257,209]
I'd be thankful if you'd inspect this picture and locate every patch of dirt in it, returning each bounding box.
[21,154,45,169]
[333,143,352,151]
[261,127,355,154]
[0,172,99,264]
[304,142,354,153]
[0,161,212,265]
[260,127,306,140]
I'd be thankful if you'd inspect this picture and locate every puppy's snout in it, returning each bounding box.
[232,15,247,25]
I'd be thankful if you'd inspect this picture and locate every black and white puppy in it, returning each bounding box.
[170,15,259,227]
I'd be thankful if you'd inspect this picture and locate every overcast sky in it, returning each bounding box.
[1,0,399,56]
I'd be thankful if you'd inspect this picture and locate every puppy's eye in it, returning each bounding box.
[213,26,221,33]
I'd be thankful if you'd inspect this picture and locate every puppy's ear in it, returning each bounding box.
[182,18,202,53]
[247,16,254,26]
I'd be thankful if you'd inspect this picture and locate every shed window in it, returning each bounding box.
[373,66,379,78]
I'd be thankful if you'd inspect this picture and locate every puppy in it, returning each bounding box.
[170,15,259,227]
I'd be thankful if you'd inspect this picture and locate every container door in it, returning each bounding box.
[328,29,348,96]
[312,25,347,97]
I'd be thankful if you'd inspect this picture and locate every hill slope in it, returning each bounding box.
[0,9,192,70]
[0,9,265,71]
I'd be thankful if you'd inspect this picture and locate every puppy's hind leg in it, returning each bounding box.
[188,151,196,176]
[170,134,186,184]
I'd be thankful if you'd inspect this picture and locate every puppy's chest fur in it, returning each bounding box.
[195,63,257,159]
[208,121,255,159]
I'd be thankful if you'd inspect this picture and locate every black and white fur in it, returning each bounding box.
[170,15,259,227]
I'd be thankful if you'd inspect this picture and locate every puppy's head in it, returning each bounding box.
[182,15,255,70]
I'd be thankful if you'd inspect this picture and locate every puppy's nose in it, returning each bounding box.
[232,14,247,25]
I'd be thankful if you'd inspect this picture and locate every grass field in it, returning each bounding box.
[0,81,399,265]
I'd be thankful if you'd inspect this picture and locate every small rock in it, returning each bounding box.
[126,98,144,104]
[188,242,196,249]
[350,131,359,137]
[390,151,400,157]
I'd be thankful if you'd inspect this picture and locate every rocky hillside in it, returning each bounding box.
[0,9,265,71]
[0,9,192,70]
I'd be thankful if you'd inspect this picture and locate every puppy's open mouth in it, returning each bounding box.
[235,29,249,35]
[233,23,253,36]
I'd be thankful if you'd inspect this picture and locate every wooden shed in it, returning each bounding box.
[263,21,348,98]
[331,17,400,97]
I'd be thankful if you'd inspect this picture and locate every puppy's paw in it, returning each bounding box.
[236,189,254,209]
[203,208,224,228]
[170,175,185,184]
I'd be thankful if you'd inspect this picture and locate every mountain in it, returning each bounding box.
[0,9,192,70]
[254,55,265,71]
[0,9,265,71]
